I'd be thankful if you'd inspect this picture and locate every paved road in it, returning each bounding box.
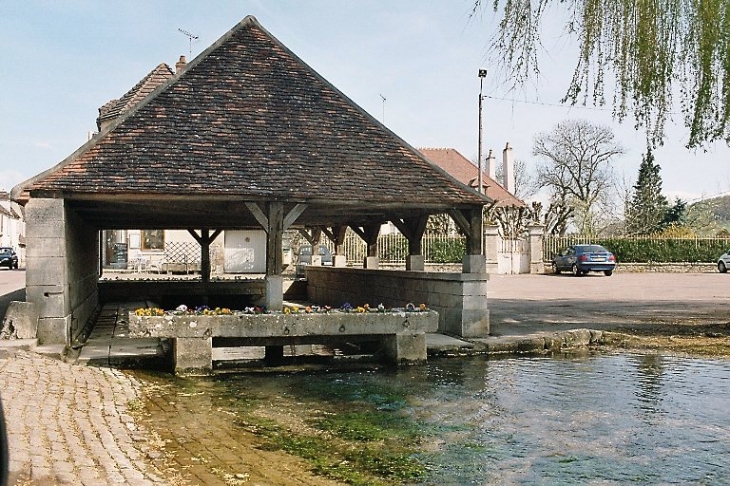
[488,272,730,336]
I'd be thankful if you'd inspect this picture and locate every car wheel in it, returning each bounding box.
[572,264,583,276]
[552,262,560,274]
[604,270,613,276]
[719,261,728,273]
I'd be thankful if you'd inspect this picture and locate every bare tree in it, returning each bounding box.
[533,119,624,235]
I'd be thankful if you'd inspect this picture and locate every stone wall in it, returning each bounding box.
[305,266,489,338]
[25,198,99,345]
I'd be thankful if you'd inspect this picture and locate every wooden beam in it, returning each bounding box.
[298,228,322,245]
[392,216,429,255]
[246,202,268,230]
[283,203,308,231]
[448,209,470,235]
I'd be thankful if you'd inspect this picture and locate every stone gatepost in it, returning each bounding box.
[528,225,545,274]
[484,225,499,274]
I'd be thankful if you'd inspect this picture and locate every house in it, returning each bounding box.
[0,191,25,264]
[11,16,491,355]
[418,147,525,208]
[419,148,544,274]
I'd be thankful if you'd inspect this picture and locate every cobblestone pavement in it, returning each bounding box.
[0,349,168,486]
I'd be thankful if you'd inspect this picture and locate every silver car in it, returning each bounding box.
[717,250,730,273]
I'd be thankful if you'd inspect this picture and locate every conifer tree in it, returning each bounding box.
[625,148,668,235]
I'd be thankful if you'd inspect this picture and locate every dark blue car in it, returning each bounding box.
[551,244,616,276]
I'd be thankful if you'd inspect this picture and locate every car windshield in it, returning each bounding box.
[577,245,608,253]
[0,248,12,254]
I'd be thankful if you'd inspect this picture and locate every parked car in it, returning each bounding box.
[0,247,18,270]
[295,245,333,278]
[717,250,730,273]
[551,244,616,276]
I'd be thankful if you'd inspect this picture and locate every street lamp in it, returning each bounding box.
[477,69,487,195]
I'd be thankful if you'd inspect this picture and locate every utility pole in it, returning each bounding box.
[478,69,487,194]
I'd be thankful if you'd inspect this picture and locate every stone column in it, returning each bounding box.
[381,333,427,364]
[174,337,213,375]
[528,225,545,274]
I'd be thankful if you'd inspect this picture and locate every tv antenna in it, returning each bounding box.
[178,28,199,58]
[379,94,386,123]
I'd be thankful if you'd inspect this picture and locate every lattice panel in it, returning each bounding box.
[164,241,201,264]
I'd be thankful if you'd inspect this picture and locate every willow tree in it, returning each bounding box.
[476,0,730,148]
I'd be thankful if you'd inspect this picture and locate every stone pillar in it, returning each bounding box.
[406,254,424,271]
[462,254,486,274]
[528,225,545,274]
[25,198,67,344]
[333,254,347,267]
[173,337,213,375]
[484,225,499,274]
[364,256,379,269]
[265,275,284,311]
[381,333,427,364]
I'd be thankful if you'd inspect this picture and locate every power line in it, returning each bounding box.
[483,94,612,112]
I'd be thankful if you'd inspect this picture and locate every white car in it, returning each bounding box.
[718,250,730,273]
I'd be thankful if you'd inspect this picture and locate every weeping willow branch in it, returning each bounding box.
[479,0,730,148]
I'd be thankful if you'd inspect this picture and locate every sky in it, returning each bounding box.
[2,1,730,204]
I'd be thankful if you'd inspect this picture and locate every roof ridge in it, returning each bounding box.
[97,62,175,127]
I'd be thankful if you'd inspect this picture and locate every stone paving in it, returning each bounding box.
[0,348,168,485]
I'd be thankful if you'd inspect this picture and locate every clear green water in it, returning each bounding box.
[143,352,730,485]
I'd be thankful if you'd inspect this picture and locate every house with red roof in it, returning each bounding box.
[418,147,525,208]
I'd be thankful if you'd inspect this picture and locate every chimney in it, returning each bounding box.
[486,149,496,182]
[502,142,515,194]
[175,55,187,73]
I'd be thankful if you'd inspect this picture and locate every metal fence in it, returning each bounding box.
[334,232,466,264]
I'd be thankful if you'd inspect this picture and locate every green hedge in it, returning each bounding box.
[544,237,730,263]
[426,239,466,263]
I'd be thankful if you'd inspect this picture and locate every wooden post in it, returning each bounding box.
[188,228,222,283]
[392,216,428,271]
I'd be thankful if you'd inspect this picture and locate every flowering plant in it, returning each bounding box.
[134,302,427,317]
[134,308,165,316]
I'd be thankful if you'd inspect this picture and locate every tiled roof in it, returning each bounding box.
[26,16,488,211]
[418,148,525,208]
[96,63,175,130]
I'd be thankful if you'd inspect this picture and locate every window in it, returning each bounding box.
[142,230,165,250]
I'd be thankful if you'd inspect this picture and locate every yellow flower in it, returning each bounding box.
[284,307,291,315]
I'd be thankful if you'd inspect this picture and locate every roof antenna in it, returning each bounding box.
[379,94,386,123]
[178,28,199,58]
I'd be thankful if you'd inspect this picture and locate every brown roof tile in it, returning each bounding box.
[27,16,488,210]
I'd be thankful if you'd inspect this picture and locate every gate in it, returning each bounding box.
[498,237,530,274]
